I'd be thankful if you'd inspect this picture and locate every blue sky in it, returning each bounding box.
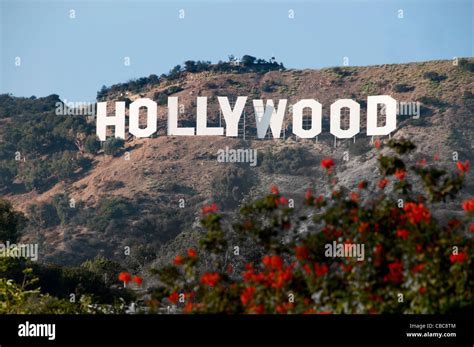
[1,0,472,101]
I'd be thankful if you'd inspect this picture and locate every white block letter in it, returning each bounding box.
[292,99,322,139]
[96,101,125,141]
[167,97,195,136]
[330,99,360,139]
[253,99,287,139]
[129,98,157,138]
[218,96,247,137]
[197,97,224,136]
[367,95,397,136]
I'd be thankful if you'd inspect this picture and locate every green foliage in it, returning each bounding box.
[0,199,25,243]
[393,84,415,93]
[211,165,256,208]
[0,258,130,313]
[51,193,73,224]
[423,71,447,83]
[86,197,134,232]
[50,151,79,181]
[387,138,416,155]
[103,138,124,156]
[331,67,353,78]
[0,94,60,118]
[0,161,17,191]
[0,95,95,192]
[459,58,474,73]
[260,147,319,176]
[84,135,101,154]
[147,139,474,314]
[27,202,60,228]
[22,161,51,191]
[418,96,447,108]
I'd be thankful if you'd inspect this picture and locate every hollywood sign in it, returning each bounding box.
[96,96,397,141]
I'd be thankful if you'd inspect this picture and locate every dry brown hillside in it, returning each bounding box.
[6,58,473,265]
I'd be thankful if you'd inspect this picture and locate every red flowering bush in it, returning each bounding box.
[147,139,473,314]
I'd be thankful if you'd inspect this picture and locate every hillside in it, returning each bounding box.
[1,58,473,267]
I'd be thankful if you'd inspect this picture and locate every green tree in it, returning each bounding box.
[241,55,256,67]
[0,199,25,243]
[84,135,101,154]
[103,138,124,156]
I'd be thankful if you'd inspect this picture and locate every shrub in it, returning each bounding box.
[260,147,319,176]
[418,96,447,108]
[459,59,474,73]
[0,199,25,243]
[103,138,124,156]
[393,84,415,93]
[211,165,256,209]
[87,197,134,232]
[22,160,51,191]
[84,135,101,154]
[145,139,473,314]
[50,151,79,181]
[0,161,17,191]
[423,71,447,83]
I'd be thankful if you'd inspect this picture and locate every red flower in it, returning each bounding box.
[314,195,324,205]
[396,229,410,240]
[276,303,294,314]
[404,202,431,225]
[416,158,427,166]
[174,255,183,265]
[394,169,406,180]
[375,244,383,254]
[295,246,309,260]
[184,302,193,313]
[168,291,179,304]
[270,185,279,195]
[200,272,220,287]
[450,252,467,264]
[456,160,470,175]
[305,188,313,200]
[314,263,329,277]
[187,248,197,258]
[349,192,359,202]
[118,271,131,284]
[374,139,381,149]
[433,154,439,161]
[419,287,427,295]
[411,263,425,273]
[132,275,143,286]
[321,158,334,170]
[270,255,283,269]
[415,244,423,253]
[357,181,367,189]
[279,196,289,205]
[303,263,312,275]
[262,255,271,267]
[240,287,256,306]
[469,224,474,233]
[358,222,369,233]
[378,178,388,189]
[462,198,474,212]
[384,261,403,283]
[202,203,218,215]
[250,305,265,314]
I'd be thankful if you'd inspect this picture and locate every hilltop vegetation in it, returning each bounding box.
[0,57,472,270]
